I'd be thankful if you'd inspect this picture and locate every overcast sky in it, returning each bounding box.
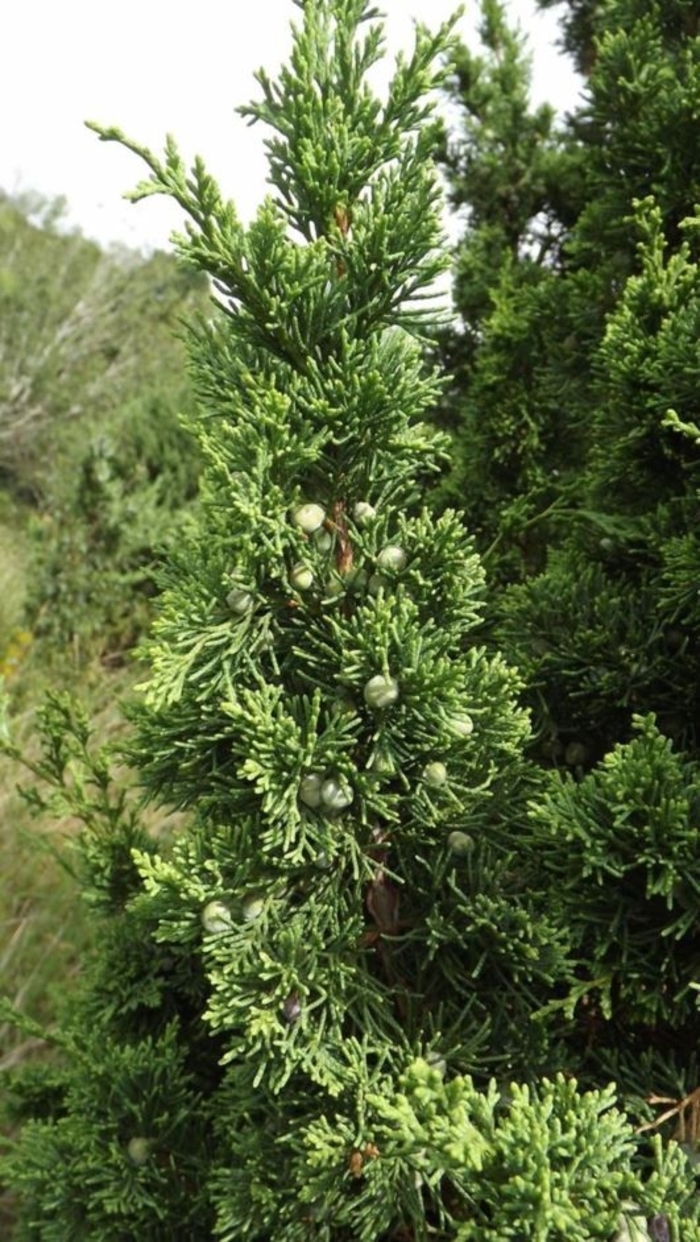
[2,0,582,252]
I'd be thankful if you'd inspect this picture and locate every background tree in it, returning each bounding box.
[434,0,700,750]
[430,0,586,581]
[434,0,700,588]
[435,0,700,1131]
[0,194,207,666]
[0,193,205,498]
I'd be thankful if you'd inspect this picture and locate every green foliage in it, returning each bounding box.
[2,1021,214,1242]
[0,193,101,494]
[530,716,700,1034]
[588,200,700,510]
[436,0,700,1143]
[5,1,700,1237]
[437,0,700,744]
[497,199,700,759]
[206,1057,700,1239]
[433,0,700,584]
[366,1061,699,1240]
[360,9,700,1231]
[430,0,586,575]
[0,494,32,683]
[2,693,157,914]
[572,1,700,261]
[24,396,200,663]
[535,0,599,76]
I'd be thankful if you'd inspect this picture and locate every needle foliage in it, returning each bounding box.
[3,2,700,1239]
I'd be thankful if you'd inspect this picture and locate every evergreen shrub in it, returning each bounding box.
[3,2,700,1239]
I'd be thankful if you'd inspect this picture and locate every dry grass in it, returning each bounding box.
[0,499,151,1235]
[0,667,145,1237]
[0,670,139,1055]
[0,736,89,1063]
[1,507,76,1046]
[0,488,193,1242]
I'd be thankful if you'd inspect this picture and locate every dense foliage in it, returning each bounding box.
[434,0,700,1147]
[3,0,700,1238]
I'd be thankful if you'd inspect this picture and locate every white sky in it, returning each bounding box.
[2,0,582,252]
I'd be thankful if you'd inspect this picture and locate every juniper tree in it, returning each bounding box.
[435,0,700,1135]
[501,201,700,1104]
[443,0,700,760]
[430,0,587,581]
[437,0,700,705]
[435,0,700,587]
[3,2,700,1239]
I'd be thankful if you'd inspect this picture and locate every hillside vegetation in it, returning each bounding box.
[0,191,208,665]
[0,194,208,1233]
